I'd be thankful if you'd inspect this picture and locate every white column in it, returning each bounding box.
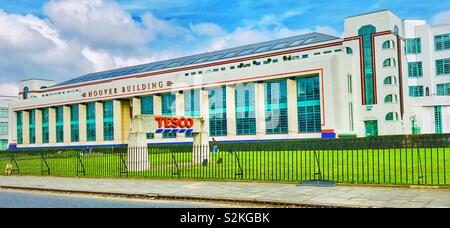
[95,102,104,143]
[35,109,42,145]
[117,99,131,144]
[22,111,29,145]
[153,95,162,140]
[226,85,236,138]
[193,89,210,163]
[79,104,87,144]
[113,100,123,143]
[255,82,266,136]
[9,109,17,144]
[49,108,56,144]
[63,106,71,144]
[176,92,185,140]
[287,78,299,135]
[132,97,141,117]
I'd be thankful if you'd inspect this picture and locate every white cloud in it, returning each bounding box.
[0,0,344,94]
[44,0,148,48]
[432,10,450,25]
[190,23,226,37]
[0,83,20,97]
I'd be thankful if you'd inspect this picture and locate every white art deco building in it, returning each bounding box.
[6,10,449,149]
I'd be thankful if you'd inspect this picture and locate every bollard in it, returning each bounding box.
[5,163,13,176]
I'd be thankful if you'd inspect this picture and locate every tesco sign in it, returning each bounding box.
[154,116,195,134]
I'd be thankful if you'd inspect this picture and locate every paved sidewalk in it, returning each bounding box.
[0,176,449,208]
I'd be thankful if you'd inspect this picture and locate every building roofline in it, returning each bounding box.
[20,78,55,83]
[345,9,393,19]
[51,32,340,88]
[429,23,450,28]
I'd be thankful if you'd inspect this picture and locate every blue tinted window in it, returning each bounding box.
[184,90,200,137]
[86,103,96,142]
[265,80,288,134]
[193,57,209,64]
[209,87,227,136]
[235,83,256,135]
[297,76,321,133]
[358,24,377,105]
[238,49,255,56]
[70,104,79,142]
[162,94,177,138]
[42,108,49,143]
[29,110,35,144]
[254,45,272,53]
[56,107,64,143]
[17,112,23,144]
[271,42,289,50]
[289,39,306,47]
[222,51,240,58]
[208,54,224,61]
[103,101,114,141]
[141,96,154,139]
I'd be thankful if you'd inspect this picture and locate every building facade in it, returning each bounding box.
[8,10,428,149]
[0,96,18,150]
[403,20,450,134]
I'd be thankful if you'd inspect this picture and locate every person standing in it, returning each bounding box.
[211,138,223,164]
[211,137,220,156]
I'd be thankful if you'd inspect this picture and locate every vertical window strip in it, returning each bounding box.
[184,90,200,137]
[103,101,114,141]
[209,87,228,136]
[70,104,79,142]
[86,102,96,142]
[297,76,321,133]
[17,111,23,144]
[235,83,256,135]
[141,96,154,139]
[56,106,64,143]
[29,110,36,144]
[358,25,376,105]
[42,108,49,143]
[265,79,288,134]
[435,106,442,133]
[162,94,177,138]
[349,102,354,131]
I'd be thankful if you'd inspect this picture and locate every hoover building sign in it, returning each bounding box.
[81,80,174,98]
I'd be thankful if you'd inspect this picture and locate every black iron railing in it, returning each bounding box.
[0,134,449,186]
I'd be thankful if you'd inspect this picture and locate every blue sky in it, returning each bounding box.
[1,0,449,32]
[0,0,449,95]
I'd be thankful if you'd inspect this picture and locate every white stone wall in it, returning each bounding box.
[403,20,450,133]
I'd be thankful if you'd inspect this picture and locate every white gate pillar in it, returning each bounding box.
[127,115,208,171]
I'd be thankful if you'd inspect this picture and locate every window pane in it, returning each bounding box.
[103,101,114,141]
[185,90,200,137]
[162,94,177,138]
[408,62,423,77]
[209,87,227,136]
[265,80,288,134]
[235,83,256,135]
[297,76,321,133]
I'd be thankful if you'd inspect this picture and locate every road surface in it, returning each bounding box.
[0,190,235,208]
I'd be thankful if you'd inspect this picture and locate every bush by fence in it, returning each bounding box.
[1,134,449,186]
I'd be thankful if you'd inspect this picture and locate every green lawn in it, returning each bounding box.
[1,147,449,186]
